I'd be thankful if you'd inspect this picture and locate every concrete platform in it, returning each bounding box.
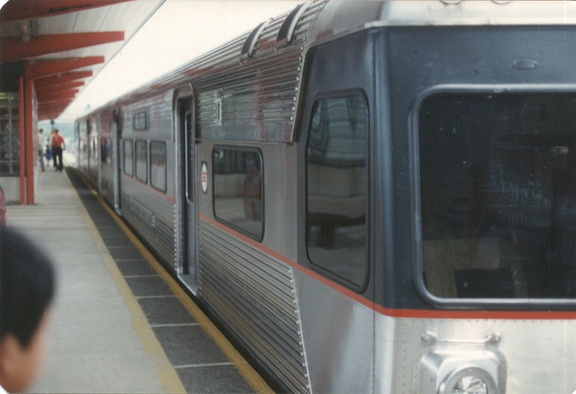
[5,164,270,393]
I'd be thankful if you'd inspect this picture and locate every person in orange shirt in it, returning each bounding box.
[50,129,65,172]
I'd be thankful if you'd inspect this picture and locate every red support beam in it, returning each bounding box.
[0,0,133,23]
[38,100,72,116]
[39,101,72,111]
[37,87,78,96]
[20,69,36,205]
[39,104,72,117]
[18,77,26,204]
[26,57,104,79]
[37,81,84,95]
[38,97,77,108]
[0,32,124,63]
[39,107,67,113]
[38,90,78,102]
[39,107,70,117]
[25,75,35,205]
[40,107,71,117]
[39,113,59,121]
[34,71,93,89]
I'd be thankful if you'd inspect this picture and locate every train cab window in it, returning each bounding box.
[306,95,368,288]
[213,147,263,240]
[123,139,134,176]
[419,92,576,300]
[135,139,148,183]
[150,141,167,193]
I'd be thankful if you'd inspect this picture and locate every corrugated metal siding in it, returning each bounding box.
[119,90,177,268]
[122,91,173,140]
[97,109,115,205]
[196,1,326,143]
[87,115,99,186]
[121,179,176,269]
[76,120,89,174]
[199,220,309,393]
[92,2,326,143]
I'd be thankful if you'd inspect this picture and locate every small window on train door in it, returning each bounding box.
[306,94,369,289]
[150,140,167,193]
[135,139,148,184]
[213,146,264,241]
[123,139,134,177]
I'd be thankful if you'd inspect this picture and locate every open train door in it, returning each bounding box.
[175,85,198,293]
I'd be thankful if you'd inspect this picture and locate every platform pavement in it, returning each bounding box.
[5,167,183,393]
[7,162,268,393]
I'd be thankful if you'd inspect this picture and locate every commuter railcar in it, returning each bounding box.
[75,2,576,392]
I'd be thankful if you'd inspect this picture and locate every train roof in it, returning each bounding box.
[309,1,576,45]
[78,0,576,121]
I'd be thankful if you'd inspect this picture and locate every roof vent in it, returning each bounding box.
[277,3,310,44]
[241,20,270,58]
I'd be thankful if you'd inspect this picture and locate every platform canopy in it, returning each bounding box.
[0,0,164,205]
[0,0,164,120]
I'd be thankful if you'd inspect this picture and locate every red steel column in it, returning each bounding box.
[20,67,36,205]
[25,68,35,205]
[18,76,25,204]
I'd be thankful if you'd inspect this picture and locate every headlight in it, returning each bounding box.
[416,332,506,394]
[439,366,497,394]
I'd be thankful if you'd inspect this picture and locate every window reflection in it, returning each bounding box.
[419,93,576,299]
[150,141,166,192]
[123,139,133,176]
[213,147,263,240]
[306,95,368,288]
[135,139,148,183]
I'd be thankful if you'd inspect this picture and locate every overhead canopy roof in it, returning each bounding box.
[0,0,164,120]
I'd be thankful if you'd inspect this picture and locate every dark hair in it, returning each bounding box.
[0,227,56,347]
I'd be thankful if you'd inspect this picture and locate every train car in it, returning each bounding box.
[75,2,576,392]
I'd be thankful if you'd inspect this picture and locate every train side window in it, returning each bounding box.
[150,140,167,193]
[123,139,134,177]
[213,146,263,241]
[306,95,369,288]
[135,139,148,183]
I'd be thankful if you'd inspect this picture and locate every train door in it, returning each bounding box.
[88,117,99,187]
[85,118,92,176]
[175,86,198,293]
[112,109,122,213]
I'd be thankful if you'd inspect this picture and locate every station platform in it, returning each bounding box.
[6,162,271,393]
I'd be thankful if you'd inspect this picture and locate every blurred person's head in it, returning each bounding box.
[0,227,56,392]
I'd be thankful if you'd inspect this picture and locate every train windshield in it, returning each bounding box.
[419,92,576,300]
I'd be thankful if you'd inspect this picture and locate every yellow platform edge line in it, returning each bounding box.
[72,169,274,394]
[64,171,187,394]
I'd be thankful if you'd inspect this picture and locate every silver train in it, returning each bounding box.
[75,2,576,392]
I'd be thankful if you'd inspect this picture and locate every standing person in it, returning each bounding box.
[0,227,56,393]
[36,129,45,171]
[48,131,56,169]
[50,129,65,172]
[44,145,51,168]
